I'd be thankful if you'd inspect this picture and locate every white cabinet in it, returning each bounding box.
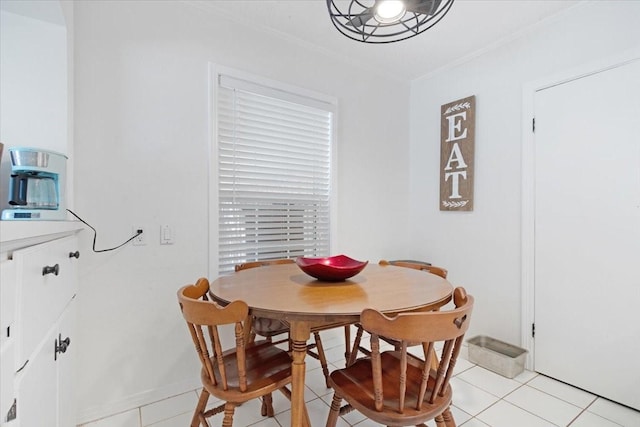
[13,236,78,367]
[0,259,17,425]
[13,300,76,427]
[0,228,80,427]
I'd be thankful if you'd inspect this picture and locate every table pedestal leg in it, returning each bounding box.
[290,321,311,427]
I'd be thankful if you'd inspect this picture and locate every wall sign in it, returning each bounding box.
[440,95,475,211]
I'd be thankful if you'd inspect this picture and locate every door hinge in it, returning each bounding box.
[532,117,536,133]
[531,323,535,338]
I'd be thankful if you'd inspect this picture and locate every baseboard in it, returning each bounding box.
[76,377,201,425]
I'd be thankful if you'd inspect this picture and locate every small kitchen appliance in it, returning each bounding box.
[1,147,68,220]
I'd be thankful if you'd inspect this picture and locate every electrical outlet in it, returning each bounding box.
[132,226,146,246]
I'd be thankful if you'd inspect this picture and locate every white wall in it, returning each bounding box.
[408,1,640,346]
[73,0,410,422]
[0,5,68,210]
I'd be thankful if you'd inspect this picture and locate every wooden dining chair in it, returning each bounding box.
[177,278,299,427]
[348,259,450,365]
[327,287,474,427]
[379,259,449,281]
[235,259,340,387]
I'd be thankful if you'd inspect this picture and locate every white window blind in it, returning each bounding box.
[216,74,333,273]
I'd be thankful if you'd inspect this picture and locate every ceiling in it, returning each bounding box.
[188,0,583,81]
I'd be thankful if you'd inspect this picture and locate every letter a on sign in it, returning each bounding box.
[440,95,475,211]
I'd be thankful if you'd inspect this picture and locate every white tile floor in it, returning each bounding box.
[79,329,640,427]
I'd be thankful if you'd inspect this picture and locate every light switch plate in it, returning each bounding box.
[160,225,174,245]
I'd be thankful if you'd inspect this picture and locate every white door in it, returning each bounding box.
[534,59,640,410]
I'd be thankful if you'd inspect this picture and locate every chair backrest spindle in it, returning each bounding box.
[370,334,384,412]
[359,287,473,416]
[234,321,248,391]
[398,340,408,413]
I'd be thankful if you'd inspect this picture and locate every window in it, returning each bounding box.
[213,70,336,274]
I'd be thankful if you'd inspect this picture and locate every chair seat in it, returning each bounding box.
[329,352,452,425]
[202,341,292,400]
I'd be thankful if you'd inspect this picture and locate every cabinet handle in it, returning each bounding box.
[42,264,60,276]
[55,334,71,361]
[69,251,80,259]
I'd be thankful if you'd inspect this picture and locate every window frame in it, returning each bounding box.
[208,64,338,277]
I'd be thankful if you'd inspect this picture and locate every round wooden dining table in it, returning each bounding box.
[210,262,453,426]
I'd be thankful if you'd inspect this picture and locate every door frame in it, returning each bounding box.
[519,48,640,370]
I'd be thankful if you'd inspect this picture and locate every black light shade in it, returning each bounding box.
[326,0,455,44]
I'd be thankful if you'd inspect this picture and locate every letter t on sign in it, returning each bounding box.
[440,95,475,211]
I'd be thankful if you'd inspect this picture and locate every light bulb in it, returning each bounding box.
[374,1,406,24]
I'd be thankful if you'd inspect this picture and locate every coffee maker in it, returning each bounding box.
[1,147,68,220]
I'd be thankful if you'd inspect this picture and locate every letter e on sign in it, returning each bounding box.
[440,95,475,211]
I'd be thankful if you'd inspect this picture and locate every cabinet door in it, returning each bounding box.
[1,259,17,425]
[14,235,78,364]
[0,341,15,425]
[14,324,57,427]
[1,258,16,347]
[12,300,75,427]
[56,299,75,427]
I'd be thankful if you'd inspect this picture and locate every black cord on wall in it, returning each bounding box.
[67,209,142,253]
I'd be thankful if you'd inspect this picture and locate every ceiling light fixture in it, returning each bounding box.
[374,1,406,24]
[327,0,455,44]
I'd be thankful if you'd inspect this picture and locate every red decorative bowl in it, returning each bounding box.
[295,255,368,281]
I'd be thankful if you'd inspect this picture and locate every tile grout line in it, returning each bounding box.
[572,397,627,427]
[459,378,528,424]
[459,374,556,426]
[528,374,600,408]
[563,393,601,427]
